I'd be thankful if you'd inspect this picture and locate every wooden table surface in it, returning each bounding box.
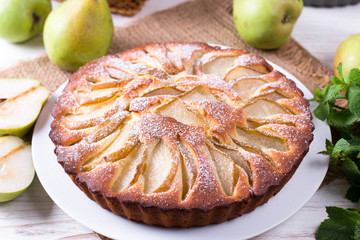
[1,1,360,239]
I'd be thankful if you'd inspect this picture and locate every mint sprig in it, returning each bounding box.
[312,63,360,133]
[312,64,360,240]
[316,207,360,240]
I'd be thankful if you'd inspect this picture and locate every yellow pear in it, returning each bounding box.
[334,34,360,78]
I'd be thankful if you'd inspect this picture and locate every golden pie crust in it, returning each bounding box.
[50,42,314,227]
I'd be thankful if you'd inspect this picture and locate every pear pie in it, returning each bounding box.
[50,42,314,227]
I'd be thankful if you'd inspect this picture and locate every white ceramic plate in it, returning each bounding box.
[32,61,330,240]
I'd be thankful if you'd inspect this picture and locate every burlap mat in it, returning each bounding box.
[0,0,339,238]
[0,0,332,92]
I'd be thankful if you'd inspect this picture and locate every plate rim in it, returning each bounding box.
[32,57,330,240]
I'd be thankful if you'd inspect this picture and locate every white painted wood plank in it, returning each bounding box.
[251,179,357,240]
[1,1,360,239]
[0,176,93,239]
[293,5,360,69]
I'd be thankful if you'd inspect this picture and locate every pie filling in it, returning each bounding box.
[50,42,314,227]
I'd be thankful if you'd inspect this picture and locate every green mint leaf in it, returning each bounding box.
[330,138,350,166]
[312,84,332,103]
[323,84,331,98]
[345,185,360,203]
[326,139,334,151]
[348,138,360,145]
[316,218,354,240]
[345,68,360,86]
[332,139,351,157]
[343,142,360,156]
[313,85,324,99]
[325,85,342,102]
[338,62,344,80]
[355,221,360,240]
[326,206,360,228]
[331,75,345,85]
[314,102,331,120]
[328,109,358,128]
[319,150,330,155]
[319,139,333,156]
[348,84,360,117]
[312,89,322,103]
[314,66,360,240]
[342,158,360,183]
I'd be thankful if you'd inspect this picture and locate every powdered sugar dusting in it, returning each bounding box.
[234,54,272,72]
[50,42,314,213]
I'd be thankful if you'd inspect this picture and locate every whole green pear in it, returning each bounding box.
[0,0,51,43]
[43,0,114,72]
[233,0,303,50]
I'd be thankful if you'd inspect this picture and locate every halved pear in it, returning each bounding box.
[0,136,34,202]
[0,79,49,137]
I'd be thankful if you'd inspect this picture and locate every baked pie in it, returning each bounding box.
[50,42,314,227]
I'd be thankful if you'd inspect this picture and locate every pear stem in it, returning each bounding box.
[281,13,289,24]
[31,13,40,31]
[32,13,40,23]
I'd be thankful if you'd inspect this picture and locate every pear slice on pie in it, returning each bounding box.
[231,78,268,99]
[0,79,49,137]
[201,56,238,78]
[224,66,265,81]
[243,98,291,118]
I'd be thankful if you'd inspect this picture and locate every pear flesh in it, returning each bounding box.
[43,0,114,72]
[0,136,34,202]
[0,78,49,137]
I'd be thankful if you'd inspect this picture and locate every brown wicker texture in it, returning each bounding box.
[55,0,146,16]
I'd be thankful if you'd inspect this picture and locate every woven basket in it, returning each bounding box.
[55,0,146,16]
[304,0,360,6]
